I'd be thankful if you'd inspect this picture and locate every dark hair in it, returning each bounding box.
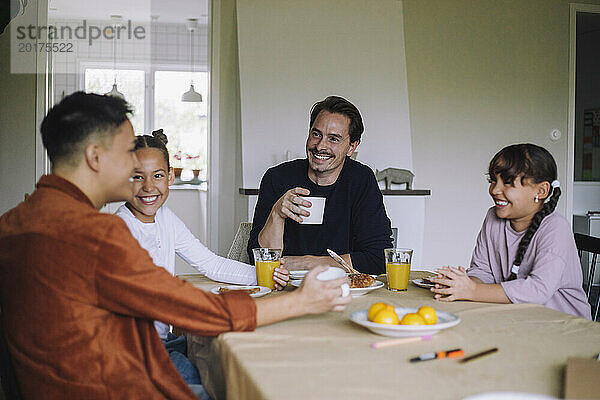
[40,91,133,165]
[133,129,170,169]
[488,143,561,280]
[309,96,364,143]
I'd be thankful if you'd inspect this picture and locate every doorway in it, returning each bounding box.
[40,0,211,274]
[570,5,600,219]
[570,4,600,296]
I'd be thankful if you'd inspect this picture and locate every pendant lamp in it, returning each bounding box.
[181,18,202,102]
[105,15,125,99]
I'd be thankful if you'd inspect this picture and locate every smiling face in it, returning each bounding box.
[488,174,545,232]
[305,111,359,185]
[99,120,139,203]
[126,148,174,223]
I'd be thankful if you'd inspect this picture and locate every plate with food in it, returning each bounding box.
[347,273,384,296]
[291,270,379,281]
[411,278,435,289]
[210,285,271,298]
[290,273,384,297]
[350,306,461,337]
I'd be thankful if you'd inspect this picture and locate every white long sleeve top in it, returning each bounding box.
[116,204,257,337]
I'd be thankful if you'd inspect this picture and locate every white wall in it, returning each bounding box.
[383,196,426,268]
[209,0,248,255]
[0,2,38,215]
[236,0,413,188]
[166,188,208,274]
[234,0,423,263]
[403,0,600,267]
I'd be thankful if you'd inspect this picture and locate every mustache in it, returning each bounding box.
[308,148,333,157]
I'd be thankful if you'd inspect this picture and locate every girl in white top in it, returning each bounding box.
[430,143,590,319]
[116,130,289,338]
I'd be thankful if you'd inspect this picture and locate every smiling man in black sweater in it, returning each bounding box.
[247,96,392,274]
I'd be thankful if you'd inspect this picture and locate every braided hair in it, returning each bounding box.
[488,144,561,280]
[133,129,170,169]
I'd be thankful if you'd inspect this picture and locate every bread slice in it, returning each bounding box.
[218,287,260,295]
[348,273,376,288]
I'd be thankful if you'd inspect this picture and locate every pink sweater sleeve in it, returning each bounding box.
[500,248,566,305]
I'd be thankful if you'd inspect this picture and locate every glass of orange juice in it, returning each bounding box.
[252,248,282,290]
[384,248,413,291]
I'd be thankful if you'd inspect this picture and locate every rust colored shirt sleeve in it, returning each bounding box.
[94,218,257,336]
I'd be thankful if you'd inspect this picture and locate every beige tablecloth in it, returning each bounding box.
[178,273,600,400]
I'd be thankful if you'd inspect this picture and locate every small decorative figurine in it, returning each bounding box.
[375,168,414,190]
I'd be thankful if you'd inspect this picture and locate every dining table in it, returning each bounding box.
[177,271,600,400]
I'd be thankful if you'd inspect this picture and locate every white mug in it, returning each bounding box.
[317,266,350,297]
[298,196,326,224]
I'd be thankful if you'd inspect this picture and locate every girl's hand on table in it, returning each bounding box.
[430,266,476,302]
[273,267,289,290]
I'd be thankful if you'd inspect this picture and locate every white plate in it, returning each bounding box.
[290,271,379,281]
[210,285,271,298]
[350,307,461,337]
[290,279,384,297]
[411,278,435,289]
[289,270,309,280]
[348,280,385,296]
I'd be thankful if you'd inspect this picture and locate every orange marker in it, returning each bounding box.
[410,348,464,362]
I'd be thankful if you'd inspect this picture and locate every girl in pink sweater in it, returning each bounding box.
[431,144,591,319]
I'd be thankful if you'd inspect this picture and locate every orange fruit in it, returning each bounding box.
[368,302,393,322]
[399,312,426,325]
[417,306,437,325]
[372,308,400,325]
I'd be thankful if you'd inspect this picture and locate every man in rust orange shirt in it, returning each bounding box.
[0,92,351,399]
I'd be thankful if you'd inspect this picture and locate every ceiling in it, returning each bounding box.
[48,0,208,23]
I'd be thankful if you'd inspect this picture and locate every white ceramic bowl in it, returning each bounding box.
[350,307,461,337]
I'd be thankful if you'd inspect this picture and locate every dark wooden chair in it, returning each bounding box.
[575,233,600,321]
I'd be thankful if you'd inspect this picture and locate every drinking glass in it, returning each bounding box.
[384,248,413,291]
[252,248,281,290]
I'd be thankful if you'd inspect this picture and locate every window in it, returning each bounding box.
[84,67,208,182]
[155,71,208,180]
[84,69,146,134]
